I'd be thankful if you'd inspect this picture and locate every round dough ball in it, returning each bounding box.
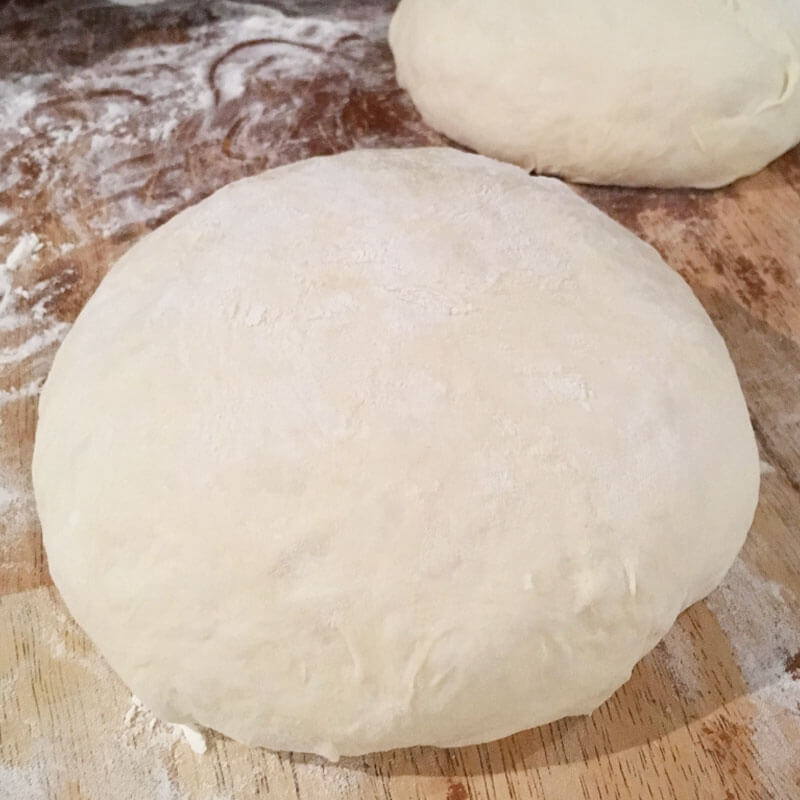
[389,0,800,188]
[33,148,759,760]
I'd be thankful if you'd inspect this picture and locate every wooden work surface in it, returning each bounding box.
[1,2,799,798]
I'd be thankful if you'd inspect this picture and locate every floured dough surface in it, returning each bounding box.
[33,148,759,759]
[390,0,800,188]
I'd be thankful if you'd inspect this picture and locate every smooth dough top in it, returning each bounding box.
[390,0,800,188]
[33,148,759,759]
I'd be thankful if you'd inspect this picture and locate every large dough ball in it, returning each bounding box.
[33,148,759,760]
[389,0,800,188]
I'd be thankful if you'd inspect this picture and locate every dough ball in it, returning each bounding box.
[389,0,800,188]
[33,148,759,760]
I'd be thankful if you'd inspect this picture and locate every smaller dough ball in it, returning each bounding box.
[390,0,800,188]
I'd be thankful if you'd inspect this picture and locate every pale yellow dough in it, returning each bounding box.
[34,148,759,760]
[390,0,800,187]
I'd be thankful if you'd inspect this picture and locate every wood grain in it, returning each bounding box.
[1,2,799,798]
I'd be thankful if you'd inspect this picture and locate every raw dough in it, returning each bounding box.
[33,148,759,759]
[389,0,800,188]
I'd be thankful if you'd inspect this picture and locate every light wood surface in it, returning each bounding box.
[1,2,799,798]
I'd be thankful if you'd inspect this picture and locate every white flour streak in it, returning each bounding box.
[1,233,41,274]
[1,234,41,307]
[123,694,209,755]
[0,378,44,406]
[174,724,208,754]
[0,75,53,130]
[0,323,70,367]
[0,235,71,378]
[0,483,18,511]
[0,313,26,332]
[0,234,71,558]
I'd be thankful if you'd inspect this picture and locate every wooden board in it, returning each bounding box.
[1,2,799,798]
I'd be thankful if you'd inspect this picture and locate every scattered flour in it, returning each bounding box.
[0,483,18,512]
[0,234,69,376]
[0,377,45,405]
[0,763,49,800]
[0,234,72,562]
[659,617,708,703]
[124,696,208,755]
[705,558,800,777]
[0,0,436,242]
[175,724,209,755]
[0,323,70,368]
[0,233,41,305]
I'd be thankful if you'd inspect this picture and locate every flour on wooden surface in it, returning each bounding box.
[1,589,182,800]
[0,233,69,574]
[659,619,708,702]
[0,2,426,242]
[0,233,69,379]
[706,557,800,776]
[174,724,209,755]
[0,763,49,800]
[0,585,365,800]
[0,234,71,572]
[123,695,209,755]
